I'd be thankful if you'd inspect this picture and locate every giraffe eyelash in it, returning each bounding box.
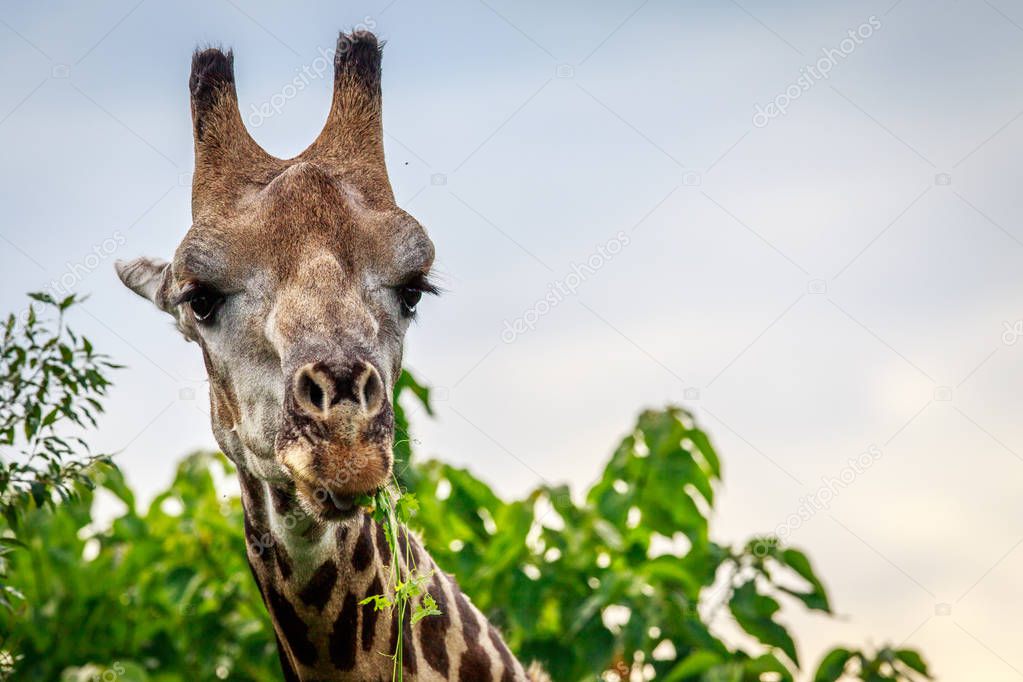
[402,273,440,296]
[396,273,439,319]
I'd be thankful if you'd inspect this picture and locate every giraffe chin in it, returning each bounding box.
[277,440,391,522]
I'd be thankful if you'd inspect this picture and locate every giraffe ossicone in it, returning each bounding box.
[117,30,547,681]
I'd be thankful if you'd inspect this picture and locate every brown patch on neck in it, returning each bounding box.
[373,519,391,565]
[361,573,383,652]
[456,593,493,681]
[272,540,293,580]
[351,513,375,572]
[421,573,452,676]
[297,559,338,611]
[328,590,360,671]
[267,584,319,667]
[270,483,296,516]
[274,631,302,682]
[237,468,265,518]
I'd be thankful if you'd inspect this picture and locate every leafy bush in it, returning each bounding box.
[0,292,118,631]
[409,406,929,681]
[1,454,277,680]
[0,293,117,520]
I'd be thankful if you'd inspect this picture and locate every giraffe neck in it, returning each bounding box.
[236,469,532,681]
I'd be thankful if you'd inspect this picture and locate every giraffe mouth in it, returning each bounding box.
[293,481,360,520]
[327,489,356,511]
[277,436,392,521]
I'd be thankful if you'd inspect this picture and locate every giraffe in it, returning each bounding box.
[116,31,547,681]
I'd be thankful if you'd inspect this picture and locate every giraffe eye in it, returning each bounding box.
[399,287,423,316]
[185,285,224,323]
[395,273,438,318]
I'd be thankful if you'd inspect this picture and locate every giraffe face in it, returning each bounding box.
[116,34,433,519]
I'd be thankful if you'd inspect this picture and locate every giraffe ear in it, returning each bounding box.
[115,257,174,313]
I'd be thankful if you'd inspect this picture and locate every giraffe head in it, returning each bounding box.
[117,32,435,520]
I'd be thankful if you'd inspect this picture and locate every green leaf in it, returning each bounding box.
[663,651,721,681]
[729,581,799,667]
[395,369,433,416]
[688,428,721,479]
[99,464,136,511]
[814,647,854,682]
[779,547,832,613]
[703,663,743,682]
[41,407,60,428]
[395,492,420,524]
[27,292,54,304]
[29,481,49,508]
[894,648,931,678]
[359,594,393,611]
[778,585,830,613]
[744,652,794,681]
[411,593,441,625]
[0,357,934,682]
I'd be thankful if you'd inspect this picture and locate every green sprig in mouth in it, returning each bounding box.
[355,478,442,681]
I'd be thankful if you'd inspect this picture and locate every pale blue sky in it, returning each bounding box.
[2,1,1023,679]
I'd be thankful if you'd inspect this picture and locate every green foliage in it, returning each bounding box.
[0,453,278,681]
[0,368,931,681]
[402,388,928,681]
[409,406,835,680]
[813,646,932,681]
[391,370,432,490]
[0,293,119,518]
[0,292,119,623]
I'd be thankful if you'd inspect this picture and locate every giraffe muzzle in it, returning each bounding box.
[275,356,395,519]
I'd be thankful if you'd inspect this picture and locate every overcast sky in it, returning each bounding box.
[2,0,1022,679]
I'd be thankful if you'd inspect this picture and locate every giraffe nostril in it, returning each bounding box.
[307,380,325,412]
[295,365,333,415]
[356,362,384,417]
